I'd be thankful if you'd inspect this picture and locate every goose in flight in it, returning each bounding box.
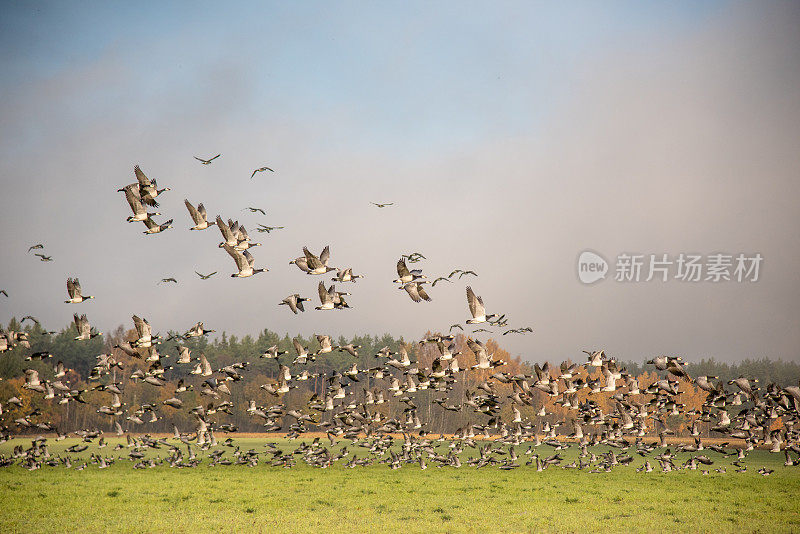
[332,268,363,283]
[183,321,216,339]
[394,258,426,284]
[371,202,394,208]
[65,278,94,303]
[195,271,217,280]
[280,294,310,314]
[255,224,284,233]
[400,282,431,303]
[289,256,311,273]
[194,154,220,164]
[142,216,173,234]
[432,277,452,287]
[216,216,238,247]
[73,313,101,341]
[133,165,169,207]
[315,281,335,310]
[222,244,267,277]
[465,286,496,324]
[131,315,157,347]
[159,278,178,284]
[28,244,44,252]
[184,200,211,230]
[303,246,336,275]
[122,184,158,222]
[35,254,53,262]
[250,166,274,178]
[244,207,266,215]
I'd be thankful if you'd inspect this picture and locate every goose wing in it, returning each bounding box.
[216,216,235,243]
[404,283,422,303]
[243,249,256,267]
[417,285,432,302]
[66,278,77,299]
[134,165,151,186]
[319,245,330,265]
[304,247,323,270]
[184,199,203,224]
[124,185,145,215]
[397,259,411,279]
[318,281,332,305]
[466,286,484,318]
[223,244,249,272]
[292,338,305,356]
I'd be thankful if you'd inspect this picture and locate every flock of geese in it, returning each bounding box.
[0,161,799,475]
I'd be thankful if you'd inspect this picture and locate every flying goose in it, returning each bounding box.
[250,166,274,178]
[195,271,217,280]
[280,294,310,314]
[303,246,336,275]
[223,244,267,277]
[185,322,215,338]
[394,258,426,284]
[289,256,312,273]
[28,244,44,252]
[133,165,169,207]
[194,154,220,164]
[73,313,101,340]
[35,253,53,262]
[216,216,238,247]
[184,200,211,230]
[244,207,266,215]
[332,268,363,283]
[400,282,431,302]
[292,339,311,364]
[315,281,335,310]
[371,202,394,208]
[256,224,285,233]
[465,286,496,324]
[142,216,173,234]
[121,184,158,222]
[65,278,94,303]
[159,278,178,284]
[131,315,156,347]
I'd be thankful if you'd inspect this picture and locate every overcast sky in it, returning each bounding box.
[1,1,798,365]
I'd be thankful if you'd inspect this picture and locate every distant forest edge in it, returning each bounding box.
[1,317,799,435]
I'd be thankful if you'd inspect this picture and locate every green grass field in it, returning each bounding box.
[1,437,798,533]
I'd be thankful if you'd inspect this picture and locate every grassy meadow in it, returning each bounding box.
[0,436,798,533]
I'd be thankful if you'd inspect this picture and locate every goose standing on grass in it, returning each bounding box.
[184,200,211,230]
[73,314,101,341]
[222,244,267,277]
[65,278,94,303]
[465,286,496,324]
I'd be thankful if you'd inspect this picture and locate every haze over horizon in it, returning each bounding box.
[1,1,798,365]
